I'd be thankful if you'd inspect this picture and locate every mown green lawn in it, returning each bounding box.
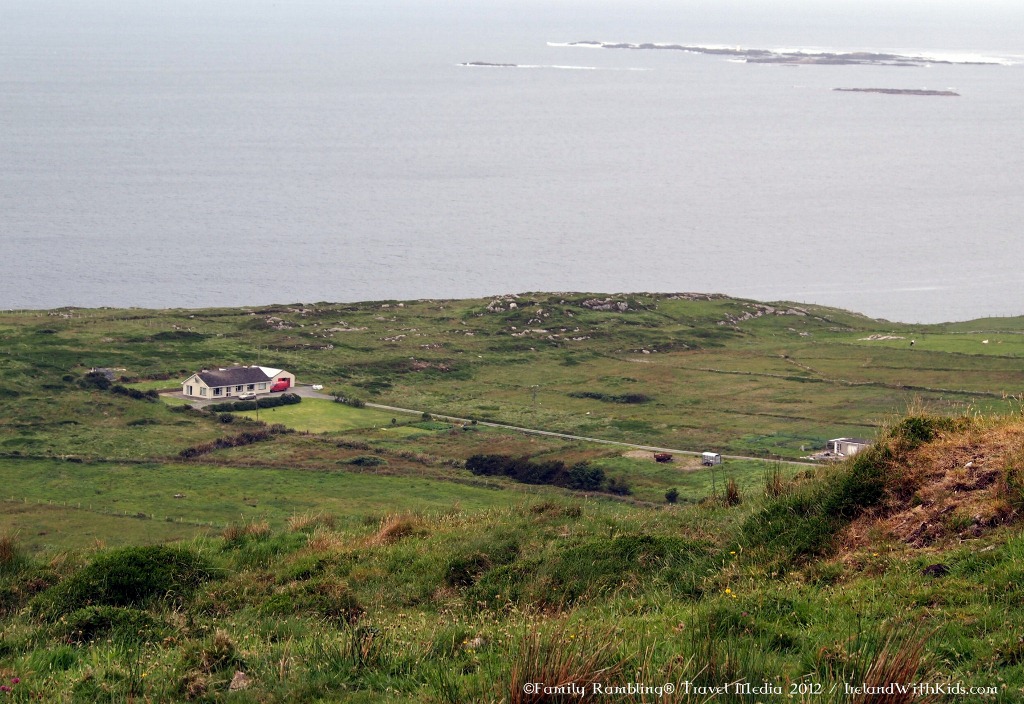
[231,399,400,433]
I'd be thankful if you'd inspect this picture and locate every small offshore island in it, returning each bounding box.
[834,87,961,96]
[562,40,999,66]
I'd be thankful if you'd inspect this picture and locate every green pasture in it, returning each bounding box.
[0,501,213,553]
[0,388,225,460]
[591,455,801,503]
[0,458,570,550]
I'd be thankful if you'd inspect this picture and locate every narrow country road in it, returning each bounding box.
[358,400,817,468]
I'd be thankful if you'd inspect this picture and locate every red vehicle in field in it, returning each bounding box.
[270,378,292,392]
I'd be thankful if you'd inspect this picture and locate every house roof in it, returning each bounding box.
[257,366,283,377]
[196,367,271,387]
[830,437,871,446]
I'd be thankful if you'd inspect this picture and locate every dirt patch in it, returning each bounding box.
[624,450,656,460]
[842,423,1024,551]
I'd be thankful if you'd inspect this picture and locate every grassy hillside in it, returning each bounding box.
[2,411,1024,701]
[2,294,1024,701]
[3,294,1023,460]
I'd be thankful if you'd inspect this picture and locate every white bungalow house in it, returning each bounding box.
[180,366,295,400]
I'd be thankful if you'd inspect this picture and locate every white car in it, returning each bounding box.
[238,392,257,401]
[311,384,324,391]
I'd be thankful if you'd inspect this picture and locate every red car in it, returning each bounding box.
[270,379,291,392]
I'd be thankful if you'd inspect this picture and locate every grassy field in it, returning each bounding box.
[1,414,1023,701]
[3,295,1024,701]
[0,458,571,538]
[0,501,214,553]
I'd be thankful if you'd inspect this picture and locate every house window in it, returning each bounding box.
[213,388,222,396]
[200,388,207,396]
[246,384,255,391]
[235,385,243,391]
[186,385,193,396]
[258,383,267,390]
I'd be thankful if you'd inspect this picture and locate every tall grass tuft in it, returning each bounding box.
[812,624,937,704]
[860,628,936,703]
[504,624,623,703]
[305,526,347,553]
[371,514,423,545]
[763,462,785,498]
[287,511,336,533]
[725,478,741,506]
[0,533,27,576]
[222,519,271,547]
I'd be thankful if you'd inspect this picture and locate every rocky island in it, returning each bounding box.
[562,41,997,67]
[833,87,960,96]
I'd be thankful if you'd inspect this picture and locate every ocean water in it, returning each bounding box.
[2,0,1023,322]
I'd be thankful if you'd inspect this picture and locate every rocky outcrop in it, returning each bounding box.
[581,298,629,312]
[485,296,520,313]
[717,303,809,326]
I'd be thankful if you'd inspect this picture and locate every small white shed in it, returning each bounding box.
[826,438,871,457]
[702,452,722,466]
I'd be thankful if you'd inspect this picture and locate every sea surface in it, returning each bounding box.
[3,0,1023,322]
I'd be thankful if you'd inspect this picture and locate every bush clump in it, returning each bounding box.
[346,455,387,467]
[568,391,652,404]
[445,539,520,588]
[333,394,366,408]
[59,605,164,644]
[466,455,630,494]
[260,580,363,625]
[32,545,213,620]
[78,372,111,391]
[110,385,159,402]
[126,418,160,427]
[206,393,301,413]
[891,415,960,448]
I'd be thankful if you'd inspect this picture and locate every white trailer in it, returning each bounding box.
[702,452,722,466]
